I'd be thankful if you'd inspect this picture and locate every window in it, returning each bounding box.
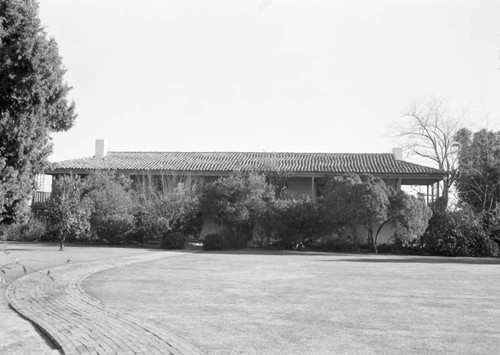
[316,183,325,198]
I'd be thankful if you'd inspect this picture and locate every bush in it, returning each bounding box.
[201,172,274,243]
[161,231,186,249]
[134,174,201,242]
[1,218,47,241]
[419,208,499,257]
[172,211,203,239]
[93,216,135,244]
[271,198,326,249]
[86,172,136,244]
[203,233,227,250]
[202,228,248,250]
[315,234,359,252]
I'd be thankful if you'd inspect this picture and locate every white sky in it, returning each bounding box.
[38,0,500,164]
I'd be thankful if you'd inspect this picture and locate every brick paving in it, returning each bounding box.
[6,252,203,355]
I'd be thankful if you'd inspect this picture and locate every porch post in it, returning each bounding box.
[396,178,402,191]
[311,176,315,201]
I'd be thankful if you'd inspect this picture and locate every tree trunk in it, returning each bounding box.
[372,234,378,254]
[59,235,65,251]
[367,226,378,254]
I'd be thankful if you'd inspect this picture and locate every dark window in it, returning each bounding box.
[316,183,325,198]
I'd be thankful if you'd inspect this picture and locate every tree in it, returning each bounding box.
[390,190,433,244]
[270,197,325,249]
[394,97,465,207]
[201,172,275,243]
[86,172,136,244]
[0,0,76,223]
[134,174,201,241]
[354,175,391,253]
[454,128,500,214]
[319,174,363,242]
[46,175,91,251]
[419,206,499,257]
[321,174,432,253]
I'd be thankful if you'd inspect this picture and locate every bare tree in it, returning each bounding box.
[394,97,467,206]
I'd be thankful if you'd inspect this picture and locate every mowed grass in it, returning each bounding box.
[83,251,500,355]
[0,242,157,355]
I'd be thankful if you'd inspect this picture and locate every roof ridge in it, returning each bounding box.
[106,151,395,155]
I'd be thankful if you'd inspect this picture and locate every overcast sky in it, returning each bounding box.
[38,0,500,164]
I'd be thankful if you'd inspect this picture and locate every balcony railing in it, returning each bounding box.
[32,191,51,205]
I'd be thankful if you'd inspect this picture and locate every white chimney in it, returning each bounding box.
[95,139,107,158]
[392,147,403,160]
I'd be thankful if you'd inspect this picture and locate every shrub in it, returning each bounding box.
[315,234,359,252]
[419,207,499,257]
[219,228,249,248]
[1,218,47,241]
[201,172,274,245]
[161,231,186,249]
[86,172,136,244]
[134,174,201,241]
[93,217,135,244]
[271,198,326,249]
[203,233,226,250]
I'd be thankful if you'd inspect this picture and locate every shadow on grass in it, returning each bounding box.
[181,248,363,257]
[2,241,161,252]
[317,257,500,265]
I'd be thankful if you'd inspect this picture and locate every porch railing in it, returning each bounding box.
[32,191,51,205]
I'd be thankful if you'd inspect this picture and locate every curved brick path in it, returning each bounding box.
[6,252,203,355]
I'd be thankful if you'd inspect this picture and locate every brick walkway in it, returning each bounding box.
[6,252,203,355]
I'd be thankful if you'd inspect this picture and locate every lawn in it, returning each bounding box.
[0,242,156,355]
[83,251,500,355]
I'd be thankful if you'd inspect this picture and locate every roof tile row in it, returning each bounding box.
[50,151,444,176]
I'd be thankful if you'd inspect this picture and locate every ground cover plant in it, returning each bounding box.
[84,251,500,355]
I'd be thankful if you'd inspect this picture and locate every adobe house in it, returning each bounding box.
[44,139,445,243]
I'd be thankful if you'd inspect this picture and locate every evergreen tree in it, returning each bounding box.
[0,0,76,223]
[454,128,500,213]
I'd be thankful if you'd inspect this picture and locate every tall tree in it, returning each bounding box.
[454,128,500,214]
[0,0,76,223]
[394,97,465,207]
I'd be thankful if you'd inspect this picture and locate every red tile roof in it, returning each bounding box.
[50,151,445,176]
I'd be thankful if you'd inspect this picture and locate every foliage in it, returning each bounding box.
[134,174,201,240]
[46,175,91,250]
[270,197,325,249]
[320,174,432,253]
[320,174,362,233]
[86,172,136,244]
[265,171,290,198]
[0,0,76,223]
[161,231,186,249]
[202,233,227,250]
[314,234,360,253]
[419,206,499,257]
[391,191,432,244]
[201,172,275,243]
[486,208,500,246]
[454,128,500,214]
[321,174,389,252]
[354,175,392,252]
[394,97,465,207]
[1,217,46,241]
